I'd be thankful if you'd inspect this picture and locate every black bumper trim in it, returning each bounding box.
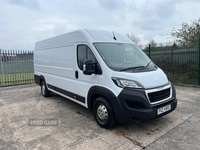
[114,84,177,124]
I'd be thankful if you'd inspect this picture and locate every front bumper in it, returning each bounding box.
[113,84,177,124]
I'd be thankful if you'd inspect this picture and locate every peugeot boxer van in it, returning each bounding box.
[34,29,177,128]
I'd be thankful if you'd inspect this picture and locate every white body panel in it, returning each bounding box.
[34,29,170,108]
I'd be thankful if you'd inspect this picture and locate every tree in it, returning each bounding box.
[149,39,157,48]
[172,41,178,49]
[142,39,157,51]
[149,39,158,51]
[126,33,140,45]
[170,18,200,48]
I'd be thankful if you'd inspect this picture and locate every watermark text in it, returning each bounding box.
[29,119,60,126]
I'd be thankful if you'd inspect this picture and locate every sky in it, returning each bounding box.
[0,0,200,50]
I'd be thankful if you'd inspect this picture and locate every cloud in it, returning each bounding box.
[1,0,200,49]
[97,0,126,11]
[7,0,40,10]
[128,0,197,44]
[132,0,179,30]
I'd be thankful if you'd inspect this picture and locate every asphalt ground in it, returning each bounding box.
[0,84,199,150]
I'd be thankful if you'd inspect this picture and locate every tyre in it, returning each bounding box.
[93,97,116,129]
[41,81,50,97]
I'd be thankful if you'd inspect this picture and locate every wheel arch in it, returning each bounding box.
[87,86,123,121]
[34,74,46,86]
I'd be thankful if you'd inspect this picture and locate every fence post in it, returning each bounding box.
[0,49,2,85]
[148,44,151,58]
[1,50,5,85]
[171,49,174,75]
[198,38,200,85]
[0,49,1,73]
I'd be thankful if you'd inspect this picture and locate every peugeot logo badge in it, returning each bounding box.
[155,79,159,85]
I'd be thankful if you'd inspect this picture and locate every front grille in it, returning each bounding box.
[148,88,170,103]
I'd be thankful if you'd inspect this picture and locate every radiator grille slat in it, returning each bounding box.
[148,88,170,103]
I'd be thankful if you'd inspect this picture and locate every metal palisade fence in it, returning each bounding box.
[0,49,34,86]
[143,40,200,85]
[1,42,200,86]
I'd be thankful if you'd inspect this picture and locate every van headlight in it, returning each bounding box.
[112,77,143,88]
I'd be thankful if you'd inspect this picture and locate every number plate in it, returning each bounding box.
[157,105,171,115]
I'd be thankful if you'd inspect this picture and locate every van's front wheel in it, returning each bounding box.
[41,81,50,97]
[93,97,116,129]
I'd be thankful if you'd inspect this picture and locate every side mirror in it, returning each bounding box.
[83,59,96,75]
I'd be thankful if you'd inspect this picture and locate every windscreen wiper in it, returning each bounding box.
[142,61,152,69]
[120,66,145,71]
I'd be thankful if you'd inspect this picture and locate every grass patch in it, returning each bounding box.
[0,73,34,86]
[166,72,198,85]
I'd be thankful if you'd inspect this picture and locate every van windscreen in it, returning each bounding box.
[94,43,153,72]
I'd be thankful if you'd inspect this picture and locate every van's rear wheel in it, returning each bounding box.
[41,81,50,97]
[93,97,116,129]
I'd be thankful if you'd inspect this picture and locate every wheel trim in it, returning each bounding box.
[97,104,108,121]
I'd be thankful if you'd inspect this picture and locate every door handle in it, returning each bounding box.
[75,71,78,79]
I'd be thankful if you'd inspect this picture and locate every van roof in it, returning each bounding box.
[84,29,132,43]
[35,29,133,50]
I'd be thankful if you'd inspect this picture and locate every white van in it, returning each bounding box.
[34,29,177,128]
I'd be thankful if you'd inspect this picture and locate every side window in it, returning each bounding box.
[77,45,96,70]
